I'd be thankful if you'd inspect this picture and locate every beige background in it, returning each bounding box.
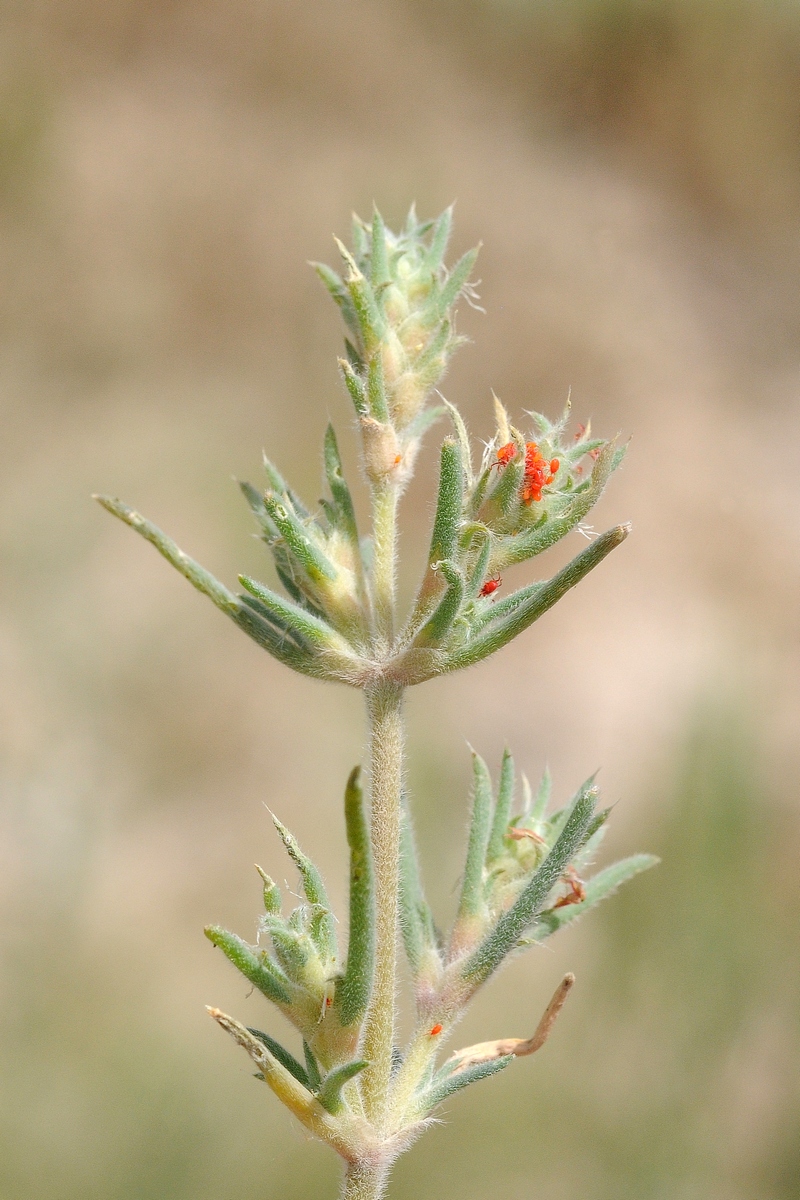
[2,3,798,1197]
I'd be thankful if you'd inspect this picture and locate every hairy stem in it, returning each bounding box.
[341,1160,388,1200]
[361,680,404,1130]
[371,483,398,645]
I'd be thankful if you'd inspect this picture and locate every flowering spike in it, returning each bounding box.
[97,210,655,1193]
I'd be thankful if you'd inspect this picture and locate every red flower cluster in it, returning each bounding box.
[495,441,559,505]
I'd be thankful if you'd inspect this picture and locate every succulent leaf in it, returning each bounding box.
[336,767,376,1027]
[204,925,292,1007]
[317,1060,369,1114]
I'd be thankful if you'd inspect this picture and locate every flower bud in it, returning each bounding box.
[360,416,401,483]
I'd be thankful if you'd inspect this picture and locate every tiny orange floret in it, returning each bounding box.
[429,1023,443,1036]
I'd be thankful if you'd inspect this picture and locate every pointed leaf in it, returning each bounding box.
[271,817,337,961]
[462,784,596,985]
[323,425,359,547]
[247,1028,310,1089]
[399,802,438,975]
[370,209,390,287]
[534,854,659,938]
[94,496,238,614]
[530,768,552,825]
[204,926,291,1006]
[262,496,338,584]
[437,246,480,314]
[317,1060,369,1114]
[239,576,345,651]
[414,561,464,648]
[455,752,493,922]
[256,866,282,914]
[424,206,453,272]
[303,1040,323,1092]
[367,352,389,421]
[312,261,360,340]
[444,524,630,671]
[339,357,369,417]
[487,749,515,863]
[336,767,375,1027]
[420,1054,512,1113]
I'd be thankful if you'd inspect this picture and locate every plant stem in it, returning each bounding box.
[341,1160,388,1200]
[371,483,398,645]
[361,679,404,1130]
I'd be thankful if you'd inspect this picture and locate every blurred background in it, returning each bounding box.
[2,1,799,1197]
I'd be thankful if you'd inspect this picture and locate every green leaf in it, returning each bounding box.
[420,1054,512,1113]
[424,205,453,272]
[336,767,375,1027]
[312,261,360,341]
[303,1040,322,1092]
[204,926,291,1006]
[487,748,515,863]
[230,603,324,678]
[271,817,337,961]
[399,802,438,976]
[455,751,494,921]
[247,1029,310,1089]
[533,854,659,938]
[367,352,389,422]
[261,916,314,984]
[529,768,552,825]
[94,496,238,614]
[462,784,596,985]
[443,524,630,672]
[436,245,480,315]
[256,866,282,915]
[340,251,385,354]
[414,561,464,648]
[323,425,359,551]
[339,357,369,417]
[428,438,464,569]
[262,496,338,584]
[239,576,345,651]
[370,209,390,287]
[94,496,329,677]
[316,1060,369,1114]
